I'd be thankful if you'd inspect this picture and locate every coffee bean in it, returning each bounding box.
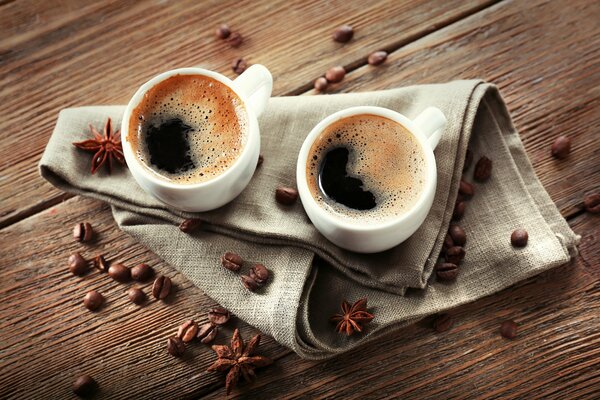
[131,263,154,281]
[368,50,387,66]
[127,287,145,305]
[474,156,493,182]
[94,254,109,273]
[459,180,475,199]
[227,32,243,47]
[332,24,353,42]
[72,375,97,397]
[448,224,466,246]
[435,263,458,281]
[232,58,248,75]
[167,336,185,357]
[551,135,571,159]
[152,275,172,300]
[73,222,93,242]
[463,149,473,171]
[500,320,518,339]
[511,229,528,247]
[257,154,264,167]
[68,253,88,276]
[325,66,345,83]
[208,306,231,325]
[197,322,218,343]
[179,218,203,233]
[443,233,454,253]
[215,24,231,39]
[275,186,299,205]
[445,246,465,265]
[314,77,328,91]
[241,275,259,292]
[249,263,269,285]
[221,252,243,272]
[453,200,466,220]
[583,194,600,213]
[108,263,131,283]
[432,313,453,332]
[177,320,199,343]
[83,290,104,311]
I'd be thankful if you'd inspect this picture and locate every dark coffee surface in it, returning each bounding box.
[145,118,195,174]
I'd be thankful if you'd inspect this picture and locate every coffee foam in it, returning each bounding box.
[306,114,427,222]
[128,74,248,184]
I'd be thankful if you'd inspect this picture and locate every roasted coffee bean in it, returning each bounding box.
[257,154,264,167]
[435,263,458,281]
[72,375,98,397]
[500,320,518,339]
[167,336,185,357]
[208,306,231,325]
[583,194,600,213]
[73,222,93,242]
[448,225,466,246]
[511,229,528,247]
[227,32,243,47]
[177,320,199,343]
[108,263,130,283]
[83,290,104,311]
[314,77,328,91]
[179,218,203,233]
[215,24,231,39]
[127,287,145,305]
[232,58,248,75]
[368,50,387,66]
[551,135,571,159]
[325,66,345,83]
[275,186,299,205]
[445,246,465,265]
[432,313,453,333]
[94,254,109,273]
[249,263,269,285]
[453,200,466,220]
[241,275,259,292]
[197,322,218,343]
[221,252,243,272]
[474,156,493,182]
[69,253,88,276]
[459,180,475,199]
[463,149,473,171]
[152,275,172,300]
[442,234,454,254]
[332,24,353,42]
[131,263,154,281]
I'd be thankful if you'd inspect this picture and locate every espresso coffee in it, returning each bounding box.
[128,74,248,184]
[306,114,427,222]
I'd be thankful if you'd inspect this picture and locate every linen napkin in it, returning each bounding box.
[40,80,579,359]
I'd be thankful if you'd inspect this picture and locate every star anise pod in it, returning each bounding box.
[72,117,125,174]
[207,329,273,395]
[330,298,374,336]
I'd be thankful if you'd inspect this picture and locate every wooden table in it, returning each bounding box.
[1,0,599,398]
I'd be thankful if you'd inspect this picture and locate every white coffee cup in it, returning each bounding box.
[296,106,447,253]
[121,65,272,212]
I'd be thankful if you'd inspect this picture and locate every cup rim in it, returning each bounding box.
[296,105,438,232]
[121,67,259,191]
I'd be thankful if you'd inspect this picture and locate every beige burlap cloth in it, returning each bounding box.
[40,80,578,359]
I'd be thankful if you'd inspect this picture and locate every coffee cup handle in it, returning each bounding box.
[412,107,447,150]
[233,64,273,117]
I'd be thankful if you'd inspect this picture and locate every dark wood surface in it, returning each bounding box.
[1,0,598,398]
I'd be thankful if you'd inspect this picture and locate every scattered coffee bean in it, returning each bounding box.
[94,254,109,273]
[445,246,465,265]
[459,180,475,199]
[177,320,199,343]
[83,290,104,311]
[208,306,231,325]
[72,375,98,397]
[131,263,154,281]
[215,24,231,39]
[332,24,353,42]
[167,336,185,357]
[325,66,345,83]
[453,200,466,220]
[249,263,269,285]
[232,58,248,74]
[179,218,203,233]
[448,225,466,246]
[197,322,218,343]
[500,320,518,339]
[432,313,453,332]
[73,222,93,242]
[227,32,243,47]
[463,149,473,171]
[474,156,493,182]
[68,253,88,276]
[442,233,454,254]
[108,263,131,283]
[257,154,264,167]
[551,135,571,159]
[275,186,299,205]
[583,194,600,213]
[368,50,387,66]
[221,252,243,272]
[314,77,328,91]
[152,275,172,300]
[435,263,459,281]
[127,287,145,305]
[241,275,259,292]
[511,229,528,247]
